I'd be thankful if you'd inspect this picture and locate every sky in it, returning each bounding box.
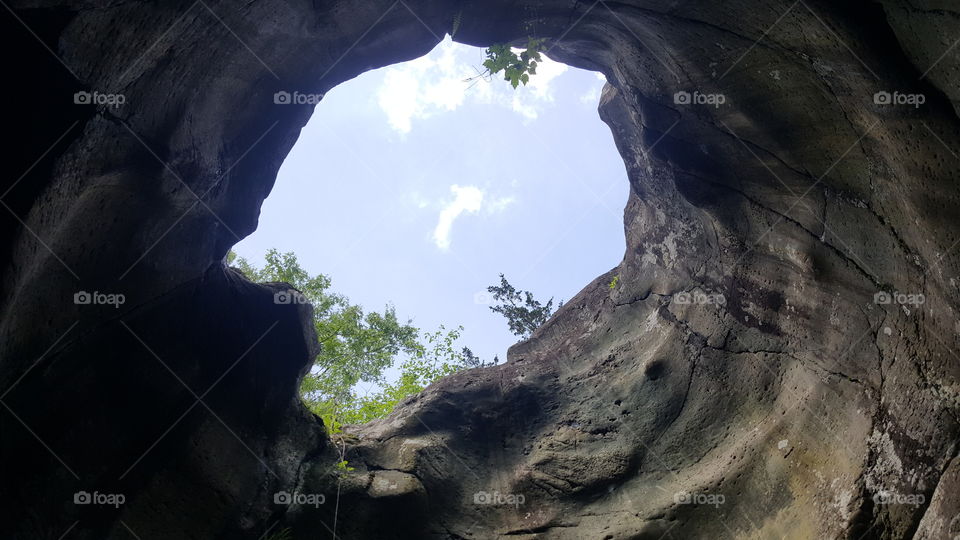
[233,37,629,384]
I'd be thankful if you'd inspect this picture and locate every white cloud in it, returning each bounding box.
[376,39,475,134]
[379,68,421,133]
[579,71,607,106]
[431,185,516,250]
[433,185,484,250]
[509,56,568,120]
[510,94,539,120]
[580,86,601,105]
[376,37,574,132]
[527,57,569,101]
[404,190,431,209]
[485,195,516,214]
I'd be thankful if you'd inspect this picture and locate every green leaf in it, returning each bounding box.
[235,249,474,433]
[480,39,545,90]
[486,274,558,338]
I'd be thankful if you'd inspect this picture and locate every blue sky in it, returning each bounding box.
[234,37,628,379]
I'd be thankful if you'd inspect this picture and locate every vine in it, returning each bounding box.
[467,37,546,89]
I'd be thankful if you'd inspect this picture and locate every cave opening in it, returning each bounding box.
[7,1,960,538]
[230,36,629,430]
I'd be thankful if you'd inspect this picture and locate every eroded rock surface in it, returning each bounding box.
[2,1,958,538]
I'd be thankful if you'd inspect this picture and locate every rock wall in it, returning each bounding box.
[1,1,958,538]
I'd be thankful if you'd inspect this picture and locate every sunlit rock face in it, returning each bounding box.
[2,1,958,538]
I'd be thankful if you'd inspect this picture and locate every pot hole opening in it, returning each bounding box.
[231,37,629,431]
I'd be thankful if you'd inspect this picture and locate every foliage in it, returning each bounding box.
[461,346,498,368]
[609,275,619,290]
[487,274,559,338]
[230,249,494,434]
[477,38,545,89]
[327,326,471,428]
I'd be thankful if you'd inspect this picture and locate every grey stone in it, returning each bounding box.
[1,1,957,538]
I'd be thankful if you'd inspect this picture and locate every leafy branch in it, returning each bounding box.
[487,274,559,338]
[230,250,496,435]
[468,38,546,89]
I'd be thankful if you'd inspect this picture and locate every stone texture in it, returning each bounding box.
[1,1,958,538]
